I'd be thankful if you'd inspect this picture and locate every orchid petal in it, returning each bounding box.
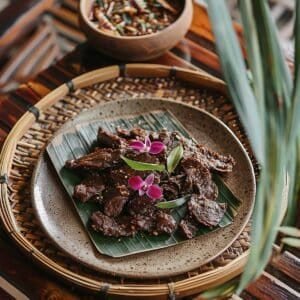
[129,140,145,152]
[145,173,155,186]
[128,176,144,190]
[149,141,165,154]
[145,136,151,148]
[146,185,163,200]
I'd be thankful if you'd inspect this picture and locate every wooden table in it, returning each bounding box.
[0,3,299,299]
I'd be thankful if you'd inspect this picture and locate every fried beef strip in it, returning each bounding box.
[103,184,130,217]
[188,195,227,227]
[109,165,147,186]
[98,127,124,148]
[91,211,136,237]
[127,195,156,216]
[179,219,198,239]
[131,214,155,232]
[65,148,122,171]
[73,174,106,203]
[181,157,218,200]
[160,174,185,200]
[116,127,147,140]
[195,145,235,173]
[126,151,160,164]
[153,211,177,235]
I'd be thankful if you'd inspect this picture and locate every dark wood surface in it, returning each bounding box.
[0,2,299,299]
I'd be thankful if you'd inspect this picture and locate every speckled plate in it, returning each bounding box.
[32,98,255,279]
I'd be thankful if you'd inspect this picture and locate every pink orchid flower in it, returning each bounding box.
[129,136,165,155]
[128,174,163,200]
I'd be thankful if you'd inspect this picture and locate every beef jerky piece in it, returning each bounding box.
[117,215,138,236]
[97,128,123,148]
[116,127,131,139]
[109,166,147,186]
[157,129,171,145]
[160,174,185,200]
[131,214,155,232]
[130,127,147,139]
[195,145,235,173]
[127,195,156,216]
[73,174,106,203]
[158,129,178,150]
[188,195,227,227]
[65,148,122,171]
[116,127,147,140]
[179,219,198,239]
[126,151,160,164]
[153,211,176,235]
[91,211,119,236]
[157,130,184,151]
[181,157,218,201]
[91,211,134,237]
[103,184,130,217]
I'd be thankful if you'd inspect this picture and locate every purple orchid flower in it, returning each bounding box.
[128,174,163,200]
[129,136,165,155]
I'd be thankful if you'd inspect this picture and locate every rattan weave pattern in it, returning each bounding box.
[3,70,254,294]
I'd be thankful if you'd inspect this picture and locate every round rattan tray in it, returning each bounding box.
[0,64,256,299]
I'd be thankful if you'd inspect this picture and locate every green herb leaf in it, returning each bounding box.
[281,237,300,248]
[121,155,165,172]
[156,195,190,209]
[167,144,183,173]
[278,226,300,238]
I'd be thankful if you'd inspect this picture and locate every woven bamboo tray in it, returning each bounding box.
[0,64,256,299]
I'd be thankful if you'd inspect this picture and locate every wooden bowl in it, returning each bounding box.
[79,0,193,61]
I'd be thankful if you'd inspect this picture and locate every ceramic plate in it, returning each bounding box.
[32,98,255,279]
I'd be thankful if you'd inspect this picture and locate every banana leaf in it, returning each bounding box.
[47,110,240,257]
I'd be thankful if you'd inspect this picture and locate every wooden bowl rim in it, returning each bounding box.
[79,0,193,40]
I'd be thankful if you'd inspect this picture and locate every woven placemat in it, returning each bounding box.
[1,65,256,297]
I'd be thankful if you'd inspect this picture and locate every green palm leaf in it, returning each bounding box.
[206,0,264,164]
[206,0,300,295]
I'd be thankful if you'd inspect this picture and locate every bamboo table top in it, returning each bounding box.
[0,2,299,299]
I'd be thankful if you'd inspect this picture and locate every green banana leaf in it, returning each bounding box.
[47,110,240,257]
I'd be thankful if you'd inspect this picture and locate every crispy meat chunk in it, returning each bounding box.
[73,174,106,202]
[126,151,160,164]
[128,195,156,216]
[65,148,122,171]
[98,128,123,148]
[131,215,155,232]
[103,184,130,217]
[130,127,147,139]
[91,212,136,237]
[188,195,227,227]
[195,145,235,173]
[109,166,147,186]
[181,157,218,200]
[154,211,177,235]
[160,174,185,200]
[179,219,198,239]
[116,127,132,139]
